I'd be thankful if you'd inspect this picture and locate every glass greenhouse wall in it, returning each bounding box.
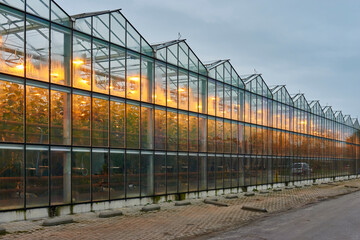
[0,1,359,212]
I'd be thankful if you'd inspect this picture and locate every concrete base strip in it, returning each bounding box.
[345,185,359,189]
[244,192,255,196]
[260,190,269,194]
[225,194,238,199]
[42,216,73,227]
[285,186,294,190]
[204,199,229,207]
[98,210,123,218]
[141,205,161,212]
[273,188,282,192]
[174,201,191,206]
[295,185,302,188]
[241,205,268,213]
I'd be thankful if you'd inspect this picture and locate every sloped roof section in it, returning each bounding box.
[322,106,335,120]
[309,101,325,117]
[205,59,244,89]
[270,85,293,106]
[344,115,354,127]
[292,94,311,111]
[242,74,272,98]
[335,111,345,123]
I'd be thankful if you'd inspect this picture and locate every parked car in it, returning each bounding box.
[291,162,312,176]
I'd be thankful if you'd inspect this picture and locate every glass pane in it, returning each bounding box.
[74,17,91,35]
[178,42,188,69]
[154,153,165,195]
[189,74,198,112]
[93,40,109,94]
[223,156,231,188]
[141,57,154,103]
[50,1,71,27]
[207,117,215,152]
[208,80,215,116]
[178,154,188,192]
[126,23,140,52]
[92,96,109,147]
[26,84,49,144]
[110,45,125,97]
[199,76,207,114]
[0,145,24,210]
[0,79,24,142]
[140,152,154,197]
[93,14,109,41]
[167,109,178,151]
[199,115,207,152]
[167,66,177,108]
[224,85,231,119]
[178,112,188,151]
[110,150,125,199]
[166,153,177,194]
[207,155,215,189]
[26,0,49,19]
[73,33,91,91]
[26,16,49,81]
[92,149,109,201]
[72,93,90,146]
[216,82,224,117]
[72,148,90,203]
[155,61,166,106]
[110,12,125,47]
[50,87,71,145]
[51,25,71,86]
[126,53,140,100]
[0,1,24,10]
[50,147,71,205]
[215,156,223,189]
[189,114,198,152]
[178,70,188,110]
[26,146,49,208]
[141,39,153,57]
[199,155,207,191]
[216,119,223,153]
[141,105,153,149]
[155,108,166,150]
[189,155,198,192]
[126,151,140,198]
[0,6,25,77]
[110,99,125,147]
[126,102,140,149]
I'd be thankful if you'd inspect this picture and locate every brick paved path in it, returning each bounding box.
[1,179,360,240]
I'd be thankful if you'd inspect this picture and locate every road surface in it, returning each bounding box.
[207,190,360,240]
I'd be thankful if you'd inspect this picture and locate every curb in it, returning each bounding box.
[204,199,229,207]
[141,205,161,212]
[225,194,238,199]
[244,192,255,196]
[241,205,268,213]
[175,201,191,206]
[42,216,73,227]
[98,210,123,218]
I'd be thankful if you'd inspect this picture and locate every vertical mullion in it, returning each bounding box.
[23,2,27,210]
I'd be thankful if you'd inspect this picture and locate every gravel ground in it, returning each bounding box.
[1,179,360,240]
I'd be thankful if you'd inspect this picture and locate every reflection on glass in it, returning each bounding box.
[140,151,154,197]
[189,114,198,152]
[73,93,90,146]
[141,57,154,103]
[26,84,49,144]
[141,105,154,149]
[26,146,48,208]
[126,151,140,198]
[126,53,140,100]
[0,145,24,210]
[72,148,90,203]
[208,80,215,116]
[167,67,177,108]
[189,154,198,191]
[167,109,178,151]
[110,45,126,97]
[126,102,140,149]
[166,153,177,194]
[154,153,166,195]
[178,70,188,110]
[110,149,125,199]
[155,62,166,106]
[93,40,109,94]
[189,74,198,112]
[155,108,166,150]
[178,112,188,151]
[0,79,24,142]
[178,154,188,192]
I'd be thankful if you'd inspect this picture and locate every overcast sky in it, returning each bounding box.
[57,0,360,119]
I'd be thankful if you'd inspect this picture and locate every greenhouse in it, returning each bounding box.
[0,0,359,215]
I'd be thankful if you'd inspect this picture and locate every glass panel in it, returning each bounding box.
[167,66,177,108]
[189,74,198,112]
[26,0,49,19]
[141,105,153,149]
[189,114,198,152]
[141,57,154,103]
[74,17,91,35]
[178,70,188,110]
[178,154,188,192]
[0,1,24,10]
[178,42,188,69]
[216,82,224,117]
[178,112,188,151]
[141,39,153,57]
[215,156,223,189]
[167,44,177,66]
[166,153,177,194]
[140,151,154,197]
[92,149,109,201]
[207,155,215,189]
[26,145,48,207]
[72,148,90,203]
[26,84,49,144]
[50,1,71,27]
[73,33,91,91]
[51,87,71,145]
[126,151,140,198]
[189,154,198,191]
[154,152,166,195]
[72,92,91,146]
[216,118,223,153]
[126,23,140,52]
[167,109,178,151]
[110,44,125,97]
[110,149,125,199]
[0,6,25,77]
[93,40,109,94]
[110,98,125,147]
[154,107,166,150]
[155,61,166,106]
[224,85,231,119]
[199,155,207,191]
[199,76,207,114]
[189,50,198,73]
[223,156,231,188]
[207,117,215,153]
[199,115,207,152]
[231,156,239,187]
[224,120,231,153]
[231,88,239,121]
[126,53,140,100]
[110,12,125,47]
[26,16,49,81]
[51,25,71,86]
[50,147,71,205]
[92,96,109,147]
[0,79,24,142]
[93,14,109,41]
[126,102,140,149]
[208,79,215,116]
[0,145,24,210]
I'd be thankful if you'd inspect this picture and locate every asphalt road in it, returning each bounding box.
[207,190,360,240]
